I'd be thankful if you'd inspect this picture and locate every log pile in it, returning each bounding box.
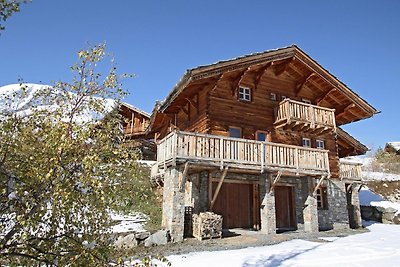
[192,212,223,240]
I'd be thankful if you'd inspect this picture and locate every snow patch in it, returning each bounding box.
[151,224,400,267]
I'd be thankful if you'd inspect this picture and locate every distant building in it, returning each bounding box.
[384,142,400,155]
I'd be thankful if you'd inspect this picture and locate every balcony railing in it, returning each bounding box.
[156,130,330,176]
[274,99,336,133]
[124,124,148,135]
[339,160,363,181]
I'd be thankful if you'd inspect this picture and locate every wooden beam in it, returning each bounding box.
[210,166,229,210]
[295,73,315,96]
[317,88,337,105]
[209,73,223,94]
[269,171,282,192]
[230,70,247,96]
[274,58,293,76]
[312,176,327,196]
[336,103,356,120]
[179,161,191,191]
[254,62,271,91]
[185,94,198,115]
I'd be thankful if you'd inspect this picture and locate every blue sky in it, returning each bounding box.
[1,0,399,149]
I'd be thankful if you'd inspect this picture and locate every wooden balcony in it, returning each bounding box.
[156,131,330,176]
[124,125,148,136]
[339,160,363,181]
[274,99,336,134]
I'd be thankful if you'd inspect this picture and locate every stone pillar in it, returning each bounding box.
[303,177,319,233]
[350,183,363,228]
[259,173,276,234]
[161,166,185,242]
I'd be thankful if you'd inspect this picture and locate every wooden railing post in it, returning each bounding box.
[261,143,265,172]
[295,147,299,173]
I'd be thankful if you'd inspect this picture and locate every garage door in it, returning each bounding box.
[212,182,259,229]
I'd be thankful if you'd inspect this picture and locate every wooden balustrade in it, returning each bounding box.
[157,131,330,175]
[275,99,336,133]
[339,160,363,181]
[124,124,148,135]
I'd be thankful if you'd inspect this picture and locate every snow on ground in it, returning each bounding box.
[362,171,400,181]
[360,187,400,215]
[110,212,147,234]
[158,223,400,267]
[359,187,384,205]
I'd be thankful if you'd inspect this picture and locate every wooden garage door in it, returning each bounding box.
[212,182,258,229]
[275,186,296,230]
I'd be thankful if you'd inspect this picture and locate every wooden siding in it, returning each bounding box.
[157,131,330,176]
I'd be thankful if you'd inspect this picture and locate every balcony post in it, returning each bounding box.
[303,177,319,233]
[172,131,178,166]
[162,166,185,242]
[259,173,276,235]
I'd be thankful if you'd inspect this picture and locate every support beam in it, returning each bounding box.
[295,73,315,96]
[254,62,271,90]
[209,74,223,94]
[317,88,337,105]
[336,103,356,120]
[269,171,282,192]
[274,58,293,76]
[313,175,327,196]
[185,94,198,115]
[210,166,229,210]
[179,162,190,191]
[230,70,247,96]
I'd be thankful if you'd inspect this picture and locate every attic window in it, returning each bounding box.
[238,86,251,101]
[270,93,277,101]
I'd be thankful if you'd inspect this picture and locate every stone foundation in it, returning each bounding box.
[162,166,358,241]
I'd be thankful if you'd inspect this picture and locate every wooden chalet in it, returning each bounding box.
[149,45,378,241]
[119,103,156,160]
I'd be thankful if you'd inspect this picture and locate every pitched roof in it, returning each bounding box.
[337,127,368,156]
[385,142,400,152]
[121,102,150,119]
[158,45,378,124]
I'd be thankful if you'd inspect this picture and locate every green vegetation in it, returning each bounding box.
[0,0,31,31]
[0,44,161,266]
[373,148,400,174]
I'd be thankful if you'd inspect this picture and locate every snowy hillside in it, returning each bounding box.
[0,83,116,123]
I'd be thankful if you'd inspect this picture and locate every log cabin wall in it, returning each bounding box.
[160,83,211,136]
[206,64,341,177]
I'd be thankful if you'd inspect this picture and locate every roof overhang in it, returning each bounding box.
[158,45,378,125]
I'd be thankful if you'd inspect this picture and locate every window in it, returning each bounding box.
[302,138,311,148]
[316,140,325,149]
[229,127,242,138]
[270,92,276,101]
[281,95,286,101]
[256,131,268,141]
[238,86,251,101]
[316,187,328,209]
[302,99,311,104]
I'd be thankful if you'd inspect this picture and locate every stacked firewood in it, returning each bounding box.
[192,212,223,240]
